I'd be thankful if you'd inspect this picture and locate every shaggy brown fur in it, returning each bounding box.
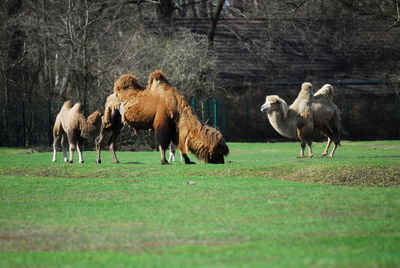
[113,74,146,106]
[52,101,102,163]
[261,83,342,158]
[95,93,124,164]
[149,71,229,164]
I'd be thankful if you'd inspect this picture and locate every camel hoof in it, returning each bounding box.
[52,159,57,163]
[185,161,196,164]
[67,160,73,163]
[79,160,84,163]
[308,154,314,158]
[322,153,328,157]
[161,160,170,165]
[297,155,305,159]
[96,159,101,164]
[114,160,120,164]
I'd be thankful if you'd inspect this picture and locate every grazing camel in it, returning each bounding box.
[148,70,229,164]
[52,101,102,163]
[260,83,342,158]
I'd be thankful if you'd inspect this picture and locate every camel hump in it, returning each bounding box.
[61,100,74,110]
[314,84,334,102]
[301,82,313,91]
[149,70,168,83]
[70,103,84,113]
[114,74,143,93]
[148,70,169,89]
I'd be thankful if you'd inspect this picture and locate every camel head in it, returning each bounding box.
[84,110,103,138]
[207,137,229,164]
[261,95,288,118]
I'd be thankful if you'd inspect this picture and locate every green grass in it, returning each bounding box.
[0,141,400,267]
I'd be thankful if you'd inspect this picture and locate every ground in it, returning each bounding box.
[0,141,399,267]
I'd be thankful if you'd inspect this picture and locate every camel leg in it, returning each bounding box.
[297,141,306,158]
[329,140,340,158]
[52,134,60,162]
[52,134,61,162]
[109,117,123,164]
[182,153,195,164]
[68,144,75,163]
[322,138,332,156]
[168,143,176,162]
[108,129,120,164]
[159,145,169,165]
[307,141,314,158]
[178,137,195,164]
[77,137,84,163]
[61,134,68,162]
[95,126,106,164]
[67,133,76,163]
[154,116,174,165]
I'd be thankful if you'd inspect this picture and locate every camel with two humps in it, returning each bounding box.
[261,83,342,158]
[52,101,102,163]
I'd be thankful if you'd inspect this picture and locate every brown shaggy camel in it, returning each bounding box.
[148,70,229,164]
[95,74,192,164]
[260,83,342,158]
[111,73,177,164]
[52,101,102,163]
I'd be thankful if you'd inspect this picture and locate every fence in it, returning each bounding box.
[0,85,399,148]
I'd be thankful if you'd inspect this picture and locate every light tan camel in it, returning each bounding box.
[260,83,342,158]
[52,101,102,163]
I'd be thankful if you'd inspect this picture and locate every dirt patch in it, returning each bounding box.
[368,144,400,149]
[281,165,400,187]
[6,148,39,155]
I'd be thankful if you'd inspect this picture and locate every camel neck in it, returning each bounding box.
[267,110,298,139]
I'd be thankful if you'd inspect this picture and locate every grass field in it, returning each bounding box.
[1,141,400,267]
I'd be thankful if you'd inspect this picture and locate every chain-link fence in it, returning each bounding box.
[0,84,399,148]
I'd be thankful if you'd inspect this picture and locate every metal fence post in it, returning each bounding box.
[48,100,52,147]
[213,98,217,128]
[22,101,26,147]
[191,98,196,112]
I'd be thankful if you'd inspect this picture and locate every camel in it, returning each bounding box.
[95,73,194,164]
[148,70,229,164]
[99,71,228,164]
[111,73,178,164]
[260,83,342,158]
[52,101,102,163]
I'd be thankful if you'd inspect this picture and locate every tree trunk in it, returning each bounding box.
[207,0,225,49]
[158,0,175,24]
